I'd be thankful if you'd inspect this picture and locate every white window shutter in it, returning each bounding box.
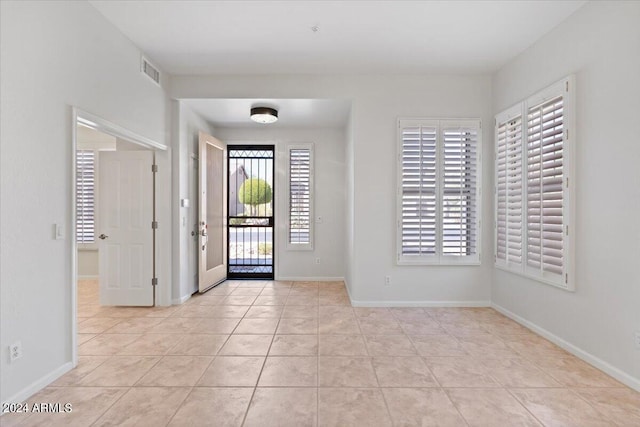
[441,125,478,257]
[526,95,565,276]
[400,124,437,258]
[76,150,96,243]
[288,145,313,250]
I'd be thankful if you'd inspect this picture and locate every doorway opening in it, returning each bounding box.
[227,145,275,279]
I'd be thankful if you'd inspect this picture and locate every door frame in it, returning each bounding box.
[70,108,168,367]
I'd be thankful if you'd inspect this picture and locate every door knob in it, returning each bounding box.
[98,234,109,240]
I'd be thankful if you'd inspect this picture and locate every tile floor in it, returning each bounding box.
[3,279,639,426]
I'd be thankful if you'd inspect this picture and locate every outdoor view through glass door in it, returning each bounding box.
[228,145,274,279]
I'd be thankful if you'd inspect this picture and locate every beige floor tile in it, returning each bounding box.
[147,317,201,334]
[253,295,288,306]
[320,306,355,317]
[511,388,612,426]
[78,317,123,334]
[481,358,561,388]
[259,287,291,296]
[574,387,640,426]
[389,307,429,322]
[318,388,392,427]
[104,317,163,333]
[456,334,520,358]
[136,355,212,386]
[318,315,361,334]
[77,333,97,345]
[144,305,182,318]
[357,317,404,335]
[78,333,142,355]
[372,356,439,387]
[118,333,184,356]
[258,356,318,386]
[440,321,489,337]
[234,318,279,334]
[167,334,228,355]
[318,294,351,306]
[173,305,226,318]
[410,335,468,357]
[222,295,257,305]
[282,305,319,318]
[187,295,227,306]
[382,388,466,426]
[533,357,622,387]
[230,287,263,296]
[353,307,393,320]
[202,305,250,318]
[398,318,447,335]
[93,387,190,427]
[286,295,319,306]
[201,286,235,296]
[79,356,160,386]
[447,388,542,426]
[319,335,368,356]
[244,387,317,427]
[503,334,569,359]
[245,305,284,318]
[192,317,241,334]
[168,387,253,427]
[218,334,273,356]
[269,335,318,355]
[51,356,110,386]
[197,356,265,387]
[289,287,319,297]
[318,356,378,387]
[364,335,417,356]
[277,317,318,334]
[424,357,500,388]
[19,387,127,427]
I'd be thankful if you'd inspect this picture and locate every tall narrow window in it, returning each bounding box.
[76,150,96,243]
[494,75,574,290]
[287,144,313,250]
[398,119,481,265]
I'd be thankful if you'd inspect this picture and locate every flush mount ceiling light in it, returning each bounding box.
[250,107,278,124]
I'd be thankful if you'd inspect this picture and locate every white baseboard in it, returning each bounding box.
[1,362,73,407]
[276,276,345,282]
[172,294,191,305]
[77,275,98,280]
[350,299,491,308]
[492,303,640,392]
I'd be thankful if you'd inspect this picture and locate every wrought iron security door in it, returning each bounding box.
[227,145,275,279]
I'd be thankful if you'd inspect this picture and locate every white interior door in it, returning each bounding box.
[98,150,154,306]
[199,132,227,292]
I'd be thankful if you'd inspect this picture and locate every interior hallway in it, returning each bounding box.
[3,280,639,426]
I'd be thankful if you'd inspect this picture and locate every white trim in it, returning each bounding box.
[492,303,640,392]
[350,299,491,308]
[286,143,314,251]
[1,362,73,407]
[172,294,191,305]
[277,276,345,282]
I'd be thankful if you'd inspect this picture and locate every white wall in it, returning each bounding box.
[214,127,347,280]
[171,74,494,305]
[492,1,640,387]
[172,102,216,303]
[0,1,169,403]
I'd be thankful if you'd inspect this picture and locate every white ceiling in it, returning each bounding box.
[89,0,585,75]
[183,98,352,128]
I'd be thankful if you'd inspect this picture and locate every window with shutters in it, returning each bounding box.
[494,75,575,290]
[397,119,481,265]
[287,144,313,250]
[76,150,96,244]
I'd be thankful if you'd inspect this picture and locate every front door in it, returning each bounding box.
[227,145,275,279]
[98,150,154,306]
[198,132,228,292]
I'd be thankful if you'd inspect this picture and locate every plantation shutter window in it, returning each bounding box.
[526,95,565,276]
[287,144,314,250]
[494,75,574,290]
[495,106,523,269]
[76,150,96,243]
[398,119,481,265]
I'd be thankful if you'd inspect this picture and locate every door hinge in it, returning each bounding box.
[565,129,569,140]
[565,81,569,92]
[151,164,158,173]
[566,225,569,236]
[566,177,569,188]
[151,277,158,286]
[152,221,159,229]
[565,273,568,284]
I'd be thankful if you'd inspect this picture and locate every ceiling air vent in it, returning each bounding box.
[141,56,160,86]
